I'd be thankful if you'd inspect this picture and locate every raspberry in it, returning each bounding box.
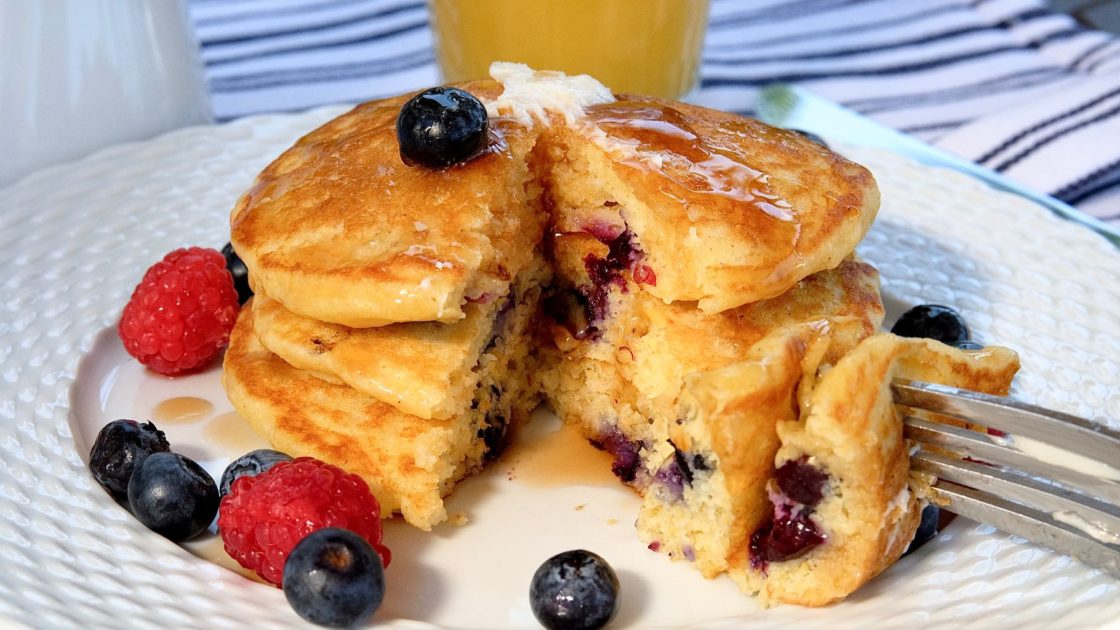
[118,247,239,375]
[218,457,391,586]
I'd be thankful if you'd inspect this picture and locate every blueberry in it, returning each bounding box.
[749,512,826,570]
[221,242,252,305]
[590,429,642,484]
[654,459,685,501]
[543,290,595,340]
[903,503,940,556]
[530,550,620,630]
[127,452,218,541]
[671,443,695,486]
[789,128,829,148]
[773,457,829,508]
[891,304,970,346]
[219,448,291,497]
[396,87,488,168]
[581,230,641,326]
[955,339,984,350]
[479,407,510,461]
[283,528,385,628]
[88,419,170,499]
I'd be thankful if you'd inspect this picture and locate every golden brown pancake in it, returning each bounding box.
[219,67,998,608]
[232,71,875,329]
[547,96,879,312]
[635,321,835,578]
[536,247,882,577]
[250,259,549,420]
[537,255,884,574]
[539,251,885,451]
[230,79,545,328]
[222,299,539,530]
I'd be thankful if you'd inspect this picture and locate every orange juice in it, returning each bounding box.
[429,0,709,99]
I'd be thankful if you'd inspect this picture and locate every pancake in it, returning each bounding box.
[230,79,546,328]
[731,334,1020,607]
[539,253,885,463]
[222,296,540,530]
[251,259,549,420]
[538,240,883,576]
[546,95,879,313]
[634,322,834,578]
[217,65,997,607]
[232,65,876,329]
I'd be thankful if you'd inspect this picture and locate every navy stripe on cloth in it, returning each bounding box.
[703,4,967,51]
[1064,165,1120,207]
[990,99,1120,172]
[200,1,423,47]
[843,68,1067,114]
[204,18,429,67]
[976,85,1120,164]
[1055,157,1120,203]
[701,46,1039,87]
[194,0,384,28]
[708,0,862,30]
[211,49,434,91]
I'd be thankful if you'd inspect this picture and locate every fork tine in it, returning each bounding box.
[892,379,1120,466]
[904,416,1120,505]
[911,451,1120,536]
[926,480,1120,578]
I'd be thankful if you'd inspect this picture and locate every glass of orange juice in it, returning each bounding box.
[429,0,710,99]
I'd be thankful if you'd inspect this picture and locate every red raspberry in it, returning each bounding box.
[118,247,239,375]
[218,457,391,586]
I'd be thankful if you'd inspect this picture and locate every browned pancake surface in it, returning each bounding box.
[231,80,543,327]
[549,95,878,312]
[223,303,478,530]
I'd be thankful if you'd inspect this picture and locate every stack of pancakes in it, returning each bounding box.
[222,66,1019,605]
[224,81,549,531]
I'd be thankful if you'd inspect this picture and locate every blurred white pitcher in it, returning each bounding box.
[0,0,211,187]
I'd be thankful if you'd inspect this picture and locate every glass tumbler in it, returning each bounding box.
[429,0,709,99]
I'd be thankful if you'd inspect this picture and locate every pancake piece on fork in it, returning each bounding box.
[733,334,1020,607]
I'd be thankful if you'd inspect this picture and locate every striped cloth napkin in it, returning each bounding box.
[189,0,1120,226]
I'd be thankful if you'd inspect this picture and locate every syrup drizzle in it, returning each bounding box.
[586,101,795,221]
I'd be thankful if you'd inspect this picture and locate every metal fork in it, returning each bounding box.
[892,379,1120,578]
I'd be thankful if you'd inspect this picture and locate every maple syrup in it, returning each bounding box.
[585,100,809,290]
[586,101,796,221]
[203,412,269,456]
[151,397,212,424]
[504,418,617,488]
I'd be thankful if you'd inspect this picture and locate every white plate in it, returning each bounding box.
[1,108,1118,629]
